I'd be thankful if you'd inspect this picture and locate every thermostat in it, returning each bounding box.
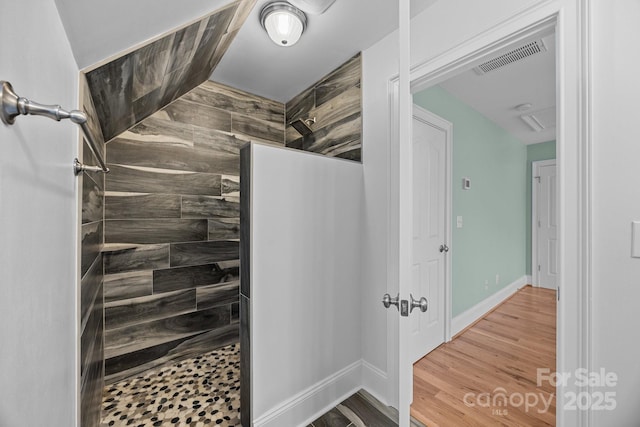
[462,177,471,190]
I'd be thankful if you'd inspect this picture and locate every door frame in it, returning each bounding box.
[532,159,557,287]
[412,105,453,348]
[390,2,593,426]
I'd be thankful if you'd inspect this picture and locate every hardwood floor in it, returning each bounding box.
[411,286,557,426]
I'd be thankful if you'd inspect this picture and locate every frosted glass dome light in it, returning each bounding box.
[260,2,307,47]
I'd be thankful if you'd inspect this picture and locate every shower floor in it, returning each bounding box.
[100,343,240,427]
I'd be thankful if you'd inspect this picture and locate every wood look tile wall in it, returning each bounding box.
[85,0,257,142]
[285,54,362,161]
[103,80,284,383]
[79,73,106,427]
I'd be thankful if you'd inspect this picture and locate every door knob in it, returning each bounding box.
[439,244,449,253]
[382,293,400,310]
[410,294,428,313]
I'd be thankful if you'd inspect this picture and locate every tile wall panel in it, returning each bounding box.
[285,53,362,161]
[84,0,257,142]
[103,80,283,383]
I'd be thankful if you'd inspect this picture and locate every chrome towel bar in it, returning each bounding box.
[0,80,109,175]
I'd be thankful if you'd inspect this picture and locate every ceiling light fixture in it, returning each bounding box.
[260,2,307,47]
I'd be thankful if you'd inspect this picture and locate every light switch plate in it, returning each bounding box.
[633,222,640,258]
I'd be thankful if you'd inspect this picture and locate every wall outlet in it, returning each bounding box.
[496,274,500,284]
[457,216,463,228]
[484,279,489,290]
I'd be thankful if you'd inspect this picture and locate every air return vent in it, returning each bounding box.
[474,40,548,75]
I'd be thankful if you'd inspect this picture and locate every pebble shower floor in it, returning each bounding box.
[100,344,240,427]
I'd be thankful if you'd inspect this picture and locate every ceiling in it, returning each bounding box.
[435,32,556,145]
[213,0,437,102]
[55,0,437,102]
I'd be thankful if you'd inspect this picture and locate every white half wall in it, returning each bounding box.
[249,144,363,426]
[0,1,79,426]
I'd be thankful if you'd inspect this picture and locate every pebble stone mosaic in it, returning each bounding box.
[100,344,240,427]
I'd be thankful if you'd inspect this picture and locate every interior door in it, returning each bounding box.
[411,107,448,363]
[535,160,557,289]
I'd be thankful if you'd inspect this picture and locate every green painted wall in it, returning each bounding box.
[413,86,527,316]
[525,140,556,275]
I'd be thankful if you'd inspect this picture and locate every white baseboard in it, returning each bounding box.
[451,275,527,337]
[361,360,389,407]
[253,360,362,427]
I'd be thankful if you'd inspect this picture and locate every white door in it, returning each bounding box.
[410,106,450,363]
[534,160,557,289]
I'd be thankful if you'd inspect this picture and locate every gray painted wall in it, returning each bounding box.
[0,1,79,425]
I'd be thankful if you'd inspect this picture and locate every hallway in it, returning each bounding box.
[411,286,556,426]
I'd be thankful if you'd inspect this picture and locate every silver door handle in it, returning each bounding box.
[439,244,449,253]
[410,294,428,313]
[382,293,399,310]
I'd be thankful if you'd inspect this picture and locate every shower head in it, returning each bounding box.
[289,117,316,136]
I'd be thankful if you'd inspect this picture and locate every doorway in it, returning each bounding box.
[387,6,593,424]
[532,159,558,290]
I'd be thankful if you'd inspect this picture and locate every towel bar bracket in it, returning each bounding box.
[1,80,109,174]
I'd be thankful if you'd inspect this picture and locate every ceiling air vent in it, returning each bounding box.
[473,40,548,75]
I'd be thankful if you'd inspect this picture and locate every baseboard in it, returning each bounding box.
[253,360,362,427]
[361,360,389,407]
[526,275,532,285]
[451,275,527,337]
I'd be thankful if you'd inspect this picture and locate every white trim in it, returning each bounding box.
[253,361,361,427]
[451,276,527,336]
[526,275,533,285]
[411,105,454,344]
[531,159,557,287]
[361,360,390,408]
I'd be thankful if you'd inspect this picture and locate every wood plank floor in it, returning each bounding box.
[411,286,556,426]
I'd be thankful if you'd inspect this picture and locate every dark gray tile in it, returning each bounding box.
[231,302,239,322]
[106,164,221,196]
[85,53,135,141]
[222,175,240,196]
[82,173,103,224]
[186,5,237,87]
[181,195,239,218]
[339,392,397,427]
[197,282,239,310]
[165,21,200,75]
[240,144,251,298]
[286,85,315,124]
[81,221,102,278]
[104,289,196,330]
[312,407,351,427]
[80,73,106,147]
[132,86,164,123]
[184,81,285,124]
[288,112,361,161]
[107,116,242,176]
[132,35,173,101]
[170,240,239,267]
[105,193,181,219]
[153,261,239,294]
[104,305,231,360]
[80,294,104,427]
[315,54,361,107]
[208,218,240,240]
[81,255,103,329]
[80,282,103,378]
[105,219,208,244]
[103,243,169,274]
[105,324,238,383]
[232,113,285,144]
[164,97,231,132]
[82,138,106,189]
[104,270,153,303]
